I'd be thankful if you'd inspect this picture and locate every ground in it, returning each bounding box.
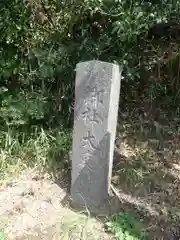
[0,169,113,240]
[1,102,180,239]
[112,102,180,239]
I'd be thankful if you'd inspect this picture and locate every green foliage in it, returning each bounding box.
[1,0,180,129]
[0,232,4,240]
[0,128,72,179]
[105,211,148,240]
[0,222,4,240]
[1,0,180,173]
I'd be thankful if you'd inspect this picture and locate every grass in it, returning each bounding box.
[0,223,5,240]
[56,207,111,240]
[59,213,89,239]
[0,127,72,181]
[0,232,4,240]
[105,211,148,240]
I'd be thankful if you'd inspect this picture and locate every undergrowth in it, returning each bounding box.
[1,0,180,178]
[105,212,148,240]
[0,232,4,240]
[0,128,72,180]
[0,223,4,240]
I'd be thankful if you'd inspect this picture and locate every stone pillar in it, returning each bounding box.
[71,60,121,209]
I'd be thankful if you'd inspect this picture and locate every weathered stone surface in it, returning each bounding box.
[71,60,121,209]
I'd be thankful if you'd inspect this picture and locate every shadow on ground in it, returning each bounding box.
[111,102,180,239]
[55,101,180,239]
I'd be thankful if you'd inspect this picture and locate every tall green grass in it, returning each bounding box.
[0,127,72,180]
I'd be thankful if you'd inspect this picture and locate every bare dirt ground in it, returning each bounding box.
[0,169,113,240]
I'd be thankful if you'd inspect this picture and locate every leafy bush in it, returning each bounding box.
[1,0,180,128]
[105,211,148,240]
[1,0,180,173]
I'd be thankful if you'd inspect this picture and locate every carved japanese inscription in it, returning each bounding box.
[71,60,121,209]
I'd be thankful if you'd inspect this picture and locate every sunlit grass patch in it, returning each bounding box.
[105,211,148,240]
[0,128,72,181]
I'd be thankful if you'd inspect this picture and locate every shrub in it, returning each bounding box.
[1,0,180,173]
